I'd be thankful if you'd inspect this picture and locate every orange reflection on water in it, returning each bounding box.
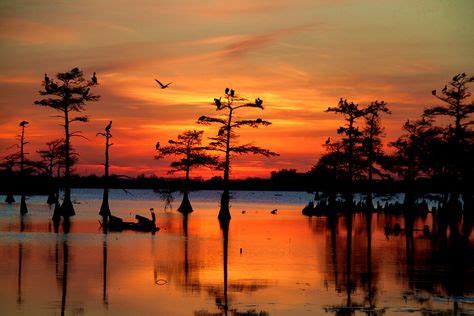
[0,193,473,315]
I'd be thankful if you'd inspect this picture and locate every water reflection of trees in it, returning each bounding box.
[313,206,473,315]
[194,219,270,316]
[151,214,271,316]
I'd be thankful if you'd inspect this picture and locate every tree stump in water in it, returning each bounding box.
[178,191,193,214]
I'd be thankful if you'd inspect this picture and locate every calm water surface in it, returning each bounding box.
[0,189,473,315]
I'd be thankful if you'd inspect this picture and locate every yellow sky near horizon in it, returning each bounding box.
[0,0,473,178]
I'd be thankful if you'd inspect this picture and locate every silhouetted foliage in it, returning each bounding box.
[425,73,474,143]
[198,88,278,220]
[34,67,100,217]
[386,117,441,205]
[424,73,473,204]
[326,99,366,184]
[361,101,391,207]
[155,130,218,213]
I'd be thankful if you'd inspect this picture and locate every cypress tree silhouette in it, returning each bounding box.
[424,73,473,210]
[387,117,441,206]
[97,121,113,222]
[361,101,390,209]
[155,130,217,214]
[425,73,473,144]
[311,139,345,205]
[198,88,278,221]
[35,68,100,218]
[326,98,366,205]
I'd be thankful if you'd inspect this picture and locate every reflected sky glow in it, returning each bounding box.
[0,189,473,315]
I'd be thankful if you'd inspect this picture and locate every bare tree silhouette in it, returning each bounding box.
[198,88,278,221]
[37,139,67,206]
[0,121,39,210]
[18,121,29,215]
[35,68,100,218]
[155,130,217,214]
[97,121,113,222]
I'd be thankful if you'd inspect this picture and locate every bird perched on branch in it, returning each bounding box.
[91,72,98,84]
[255,98,263,106]
[105,120,112,132]
[155,79,172,89]
[214,97,222,108]
[44,73,50,86]
[155,142,160,150]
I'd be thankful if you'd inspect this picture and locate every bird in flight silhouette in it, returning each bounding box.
[155,79,172,89]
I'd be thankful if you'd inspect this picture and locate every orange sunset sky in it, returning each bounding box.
[0,0,473,178]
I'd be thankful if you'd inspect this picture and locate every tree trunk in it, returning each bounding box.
[178,153,193,214]
[219,109,233,221]
[178,191,193,214]
[100,188,111,217]
[19,125,27,215]
[20,195,28,215]
[60,108,75,217]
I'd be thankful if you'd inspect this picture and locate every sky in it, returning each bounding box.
[0,0,473,178]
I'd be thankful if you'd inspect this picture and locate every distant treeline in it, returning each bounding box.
[0,169,462,194]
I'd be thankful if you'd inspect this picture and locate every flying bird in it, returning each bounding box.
[105,121,112,131]
[91,72,98,84]
[155,79,172,89]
